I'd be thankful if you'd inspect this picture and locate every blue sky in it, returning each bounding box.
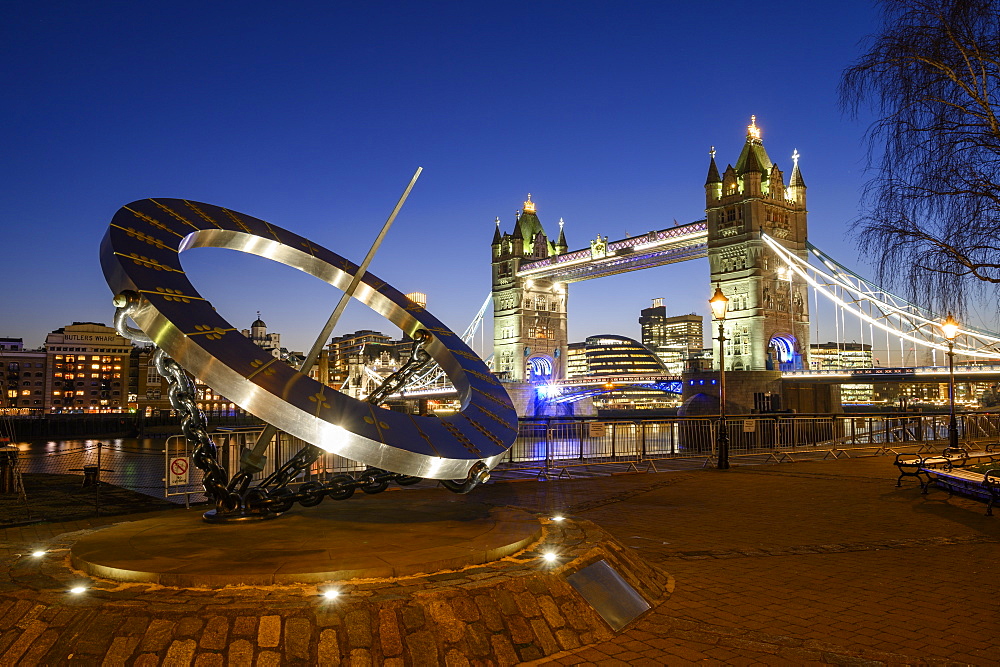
[4,0,946,359]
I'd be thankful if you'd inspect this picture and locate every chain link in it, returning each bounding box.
[365,330,433,405]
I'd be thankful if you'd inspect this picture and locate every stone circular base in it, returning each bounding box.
[70,497,542,587]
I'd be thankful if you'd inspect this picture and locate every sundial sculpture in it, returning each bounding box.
[101,195,517,521]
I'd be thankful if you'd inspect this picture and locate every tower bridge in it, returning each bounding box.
[480,115,1000,416]
[491,116,810,407]
[353,117,1000,415]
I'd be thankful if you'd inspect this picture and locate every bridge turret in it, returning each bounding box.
[705,147,722,204]
[555,217,568,255]
[491,194,569,390]
[510,214,524,258]
[789,150,807,207]
[491,217,502,259]
[706,115,810,372]
[739,145,763,197]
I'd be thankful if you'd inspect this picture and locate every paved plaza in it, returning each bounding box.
[1,455,998,665]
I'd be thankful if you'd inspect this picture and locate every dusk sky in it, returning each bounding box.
[7,1,978,360]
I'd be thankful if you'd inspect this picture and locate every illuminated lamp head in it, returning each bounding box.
[709,285,729,320]
[941,313,959,341]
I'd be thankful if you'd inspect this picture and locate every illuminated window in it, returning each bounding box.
[21,390,30,396]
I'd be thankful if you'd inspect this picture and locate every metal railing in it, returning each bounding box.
[503,412,1000,476]
[162,412,1000,494]
[164,428,366,504]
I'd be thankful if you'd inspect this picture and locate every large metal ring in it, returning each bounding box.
[100,198,517,479]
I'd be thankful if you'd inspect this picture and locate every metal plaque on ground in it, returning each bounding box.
[566,559,651,631]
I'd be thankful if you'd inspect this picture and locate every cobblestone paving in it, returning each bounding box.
[1,455,998,665]
[0,514,669,664]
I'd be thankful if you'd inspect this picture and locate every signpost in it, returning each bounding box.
[168,457,190,486]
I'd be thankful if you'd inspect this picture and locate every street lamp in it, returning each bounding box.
[941,312,960,450]
[709,285,730,470]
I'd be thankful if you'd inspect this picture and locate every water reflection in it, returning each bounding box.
[13,437,175,500]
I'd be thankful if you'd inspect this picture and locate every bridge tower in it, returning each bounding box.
[705,116,810,371]
[491,195,569,383]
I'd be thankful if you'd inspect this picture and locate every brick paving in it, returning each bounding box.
[1,455,998,664]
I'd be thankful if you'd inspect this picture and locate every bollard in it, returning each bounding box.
[0,445,18,494]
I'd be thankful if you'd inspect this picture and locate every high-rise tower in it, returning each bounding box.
[705,117,809,371]
[491,195,569,383]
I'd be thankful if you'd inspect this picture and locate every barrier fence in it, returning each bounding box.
[503,412,1000,476]
[4,412,1000,519]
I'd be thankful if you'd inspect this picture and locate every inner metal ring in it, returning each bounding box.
[100,198,517,480]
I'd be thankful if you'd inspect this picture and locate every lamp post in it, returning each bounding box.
[941,313,960,450]
[709,285,730,470]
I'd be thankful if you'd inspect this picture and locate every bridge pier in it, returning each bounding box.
[502,382,596,418]
[680,371,841,415]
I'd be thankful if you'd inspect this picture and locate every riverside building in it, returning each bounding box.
[809,341,874,404]
[0,338,47,413]
[571,334,676,410]
[44,322,132,413]
[638,299,704,374]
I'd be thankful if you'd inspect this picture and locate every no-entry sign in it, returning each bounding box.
[168,457,190,486]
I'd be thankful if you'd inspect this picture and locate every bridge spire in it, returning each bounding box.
[790,150,806,187]
[789,149,807,206]
[491,216,502,246]
[556,217,568,254]
[705,146,721,186]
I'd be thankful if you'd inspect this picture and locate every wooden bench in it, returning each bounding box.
[919,467,1000,516]
[894,445,1000,488]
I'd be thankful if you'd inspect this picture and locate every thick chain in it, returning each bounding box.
[113,292,483,516]
[365,330,433,405]
[113,291,240,513]
[153,348,243,513]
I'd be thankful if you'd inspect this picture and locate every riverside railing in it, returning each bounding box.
[10,412,998,513]
[166,412,1000,492]
[502,412,1000,476]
